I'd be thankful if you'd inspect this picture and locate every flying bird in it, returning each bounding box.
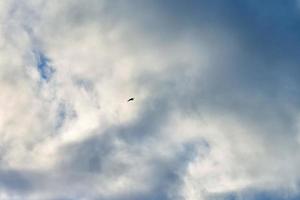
[127,97,134,102]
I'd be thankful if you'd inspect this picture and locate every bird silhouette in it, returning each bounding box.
[127,97,134,102]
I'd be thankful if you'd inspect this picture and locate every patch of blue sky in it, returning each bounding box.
[54,103,67,130]
[33,50,55,82]
[54,102,77,131]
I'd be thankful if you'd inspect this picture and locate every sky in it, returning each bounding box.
[1,0,300,199]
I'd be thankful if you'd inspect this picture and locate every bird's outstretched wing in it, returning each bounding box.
[127,98,134,102]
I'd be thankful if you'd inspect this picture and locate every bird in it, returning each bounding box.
[127,97,134,102]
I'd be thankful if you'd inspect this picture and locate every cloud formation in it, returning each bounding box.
[1,0,300,199]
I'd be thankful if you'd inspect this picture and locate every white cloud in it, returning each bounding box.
[0,0,300,199]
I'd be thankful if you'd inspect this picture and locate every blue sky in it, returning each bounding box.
[0,0,300,199]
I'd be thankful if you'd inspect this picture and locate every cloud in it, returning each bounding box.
[1,0,300,199]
